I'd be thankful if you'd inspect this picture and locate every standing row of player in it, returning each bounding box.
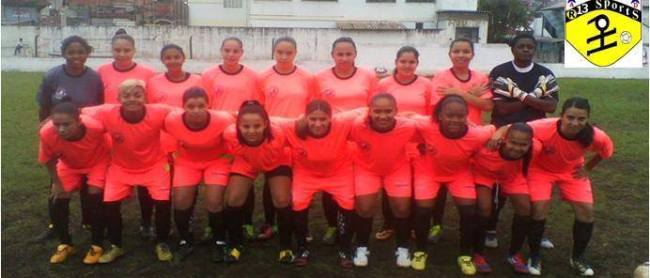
[37,31,613,276]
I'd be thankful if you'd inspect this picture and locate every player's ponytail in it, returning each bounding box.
[561,97,594,147]
[111,29,135,47]
[296,99,332,140]
[507,122,534,176]
[236,100,273,145]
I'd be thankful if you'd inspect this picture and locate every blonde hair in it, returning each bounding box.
[118,79,146,96]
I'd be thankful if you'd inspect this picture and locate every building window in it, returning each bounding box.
[455,27,479,43]
[224,0,243,8]
[406,0,435,2]
[366,0,396,2]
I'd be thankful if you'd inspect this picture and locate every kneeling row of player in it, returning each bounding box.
[40,80,612,276]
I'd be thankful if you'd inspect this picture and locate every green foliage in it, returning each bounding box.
[478,0,536,43]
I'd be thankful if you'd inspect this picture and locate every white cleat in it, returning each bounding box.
[353,246,369,267]
[395,247,411,268]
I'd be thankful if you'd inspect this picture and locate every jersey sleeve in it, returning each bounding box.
[36,72,55,109]
[334,107,367,122]
[367,72,380,101]
[590,127,614,159]
[37,125,55,164]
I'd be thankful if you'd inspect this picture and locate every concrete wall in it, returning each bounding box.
[188,0,248,27]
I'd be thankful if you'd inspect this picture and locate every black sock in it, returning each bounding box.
[105,201,123,247]
[53,198,72,245]
[474,215,489,254]
[243,189,254,225]
[174,208,193,244]
[188,187,198,227]
[137,186,154,228]
[487,186,507,231]
[87,193,104,246]
[80,180,91,226]
[572,220,594,259]
[394,216,410,248]
[355,214,373,248]
[432,187,448,226]
[509,214,531,255]
[225,206,244,247]
[322,193,338,228]
[263,182,276,226]
[457,204,477,256]
[48,195,55,228]
[276,206,293,248]
[154,200,171,243]
[293,209,309,249]
[414,206,432,251]
[210,211,226,243]
[529,219,546,258]
[381,189,394,229]
[337,207,354,253]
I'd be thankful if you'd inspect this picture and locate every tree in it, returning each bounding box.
[478,0,537,43]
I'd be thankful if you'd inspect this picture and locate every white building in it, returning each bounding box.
[188,0,488,43]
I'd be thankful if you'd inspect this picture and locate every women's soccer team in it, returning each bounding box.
[36,30,613,276]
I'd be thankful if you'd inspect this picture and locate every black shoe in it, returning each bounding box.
[211,243,227,263]
[175,240,194,262]
[294,248,310,267]
[33,224,56,242]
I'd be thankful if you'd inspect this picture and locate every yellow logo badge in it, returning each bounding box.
[565,0,642,67]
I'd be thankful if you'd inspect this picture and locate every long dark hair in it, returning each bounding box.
[236,100,273,145]
[505,122,534,176]
[433,94,468,123]
[296,99,332,140]
[560,97,594,147]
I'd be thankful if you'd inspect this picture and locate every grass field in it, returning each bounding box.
[1,72,648,277]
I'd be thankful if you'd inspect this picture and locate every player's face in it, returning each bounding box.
[183,97,209,125]
[449,41,474,68]
[369,98,397,132]
[63,42,89,70]
[274,42,296,66]
[512,38,536,63]
[119,87,146,112]
[161,48,185,72]
[306,110,331,138]
[238,113,268,145]
[438,102,468,136]
[395,52,418,76]
[112,39,135,65]
[52,113,82,140]
[221,40,243,66]
[331,42,356,70]
[560,107,590,137]
[500,129,532,160]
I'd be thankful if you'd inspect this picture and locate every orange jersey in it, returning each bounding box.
[350,116,420,173]
[164,110,235,165]
[315,67,378,112]
[97,62,156,104]
[38,115,110,168]
[258,66,316,118]
[147,73,203,107]
[202,64,260,113]
[528,118,614,173]
[415,116,495,179]
[377,75,433,116]
[223,123,288,172]
[83,104,174,171]
[431,68,491,125]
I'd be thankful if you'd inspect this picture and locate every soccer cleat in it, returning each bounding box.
[540,236,555,249]
[98,245,124,264]
[139,225,155,241]
[411,251,428,270]
[82,245,103,265]
[338,250,354,269]
[322,226,337,245]
[155,243,173,262]
[528,256,542,276]
[353,246,369,267]
[484,230,498,248]
[257,224,274,240]
[278,249,295,264]
[506,253,529,274]
[305,230,314,243]
[294,248,310,267]
[570,256,595,276]
[242,224,255,241]
[34,224,56,242]
[50,244,76,264]
[428,224,443,243]
[472,253,493,274]
[211,243,227,263]
[224,246,241,264]
[175,240,194,262]
[375,226,395,240]
[395,247,411,268]
[457,255,477,275]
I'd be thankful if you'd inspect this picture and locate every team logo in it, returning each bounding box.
[542,145,556,155]
[323,88,335,97]
[111,133,125,144]
[424,144,437,155]
[357,140,371,151]
[295,147,308,158]
[565,0,642,67]
[268,87,279,97]
[213,86,223,96]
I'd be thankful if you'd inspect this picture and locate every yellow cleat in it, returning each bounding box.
[278,249,295,264]
[458,255,477,276]
[50,244,76,264]
[411,251,428,271]
[83,245,103,265]
[155,243,173,262]
[98,245,124,264]
[224,247,241,263]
